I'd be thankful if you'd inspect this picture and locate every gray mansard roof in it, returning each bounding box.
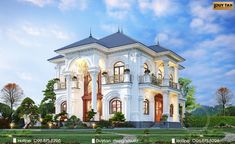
[50,31,183,61]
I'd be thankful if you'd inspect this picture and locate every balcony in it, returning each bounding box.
[54,80,79,90]
[139,75,163,86]
[139,74,179,90]
[102,74,132,84]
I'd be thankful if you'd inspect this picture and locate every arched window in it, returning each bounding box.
[169,74,174,82]
[170,104,174,117]
[158,69,163,79]
[144,63,149,72]
[61,101,67,113]
[143,99,149,115]
[109,98,122,114]
[114,61,125,82]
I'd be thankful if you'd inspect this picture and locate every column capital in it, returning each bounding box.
[64,71,73,76]
[88,66,100,75]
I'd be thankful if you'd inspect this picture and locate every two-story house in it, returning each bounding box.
[48,31,186,128]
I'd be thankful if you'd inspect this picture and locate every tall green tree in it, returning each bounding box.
[179,78,198,112]
[0,102,12,119]
[39,79,56,118]
[17,97,39,128]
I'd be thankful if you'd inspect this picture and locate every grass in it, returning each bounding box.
[0,128,231,144]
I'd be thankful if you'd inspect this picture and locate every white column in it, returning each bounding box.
[163,60,169,86]
[175,65,179,83]
[175,94,179,122]
[89,67,99,112]
[65,72,72,117]
[124,96,130,121]
[155,62,159,77]
[139,95,144,121]
[163,90,169,121]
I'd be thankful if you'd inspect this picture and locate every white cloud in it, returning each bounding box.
[19,0,53,7]
[104,0,133,19]
[154,32,184,47]
[17,72,33,81]
[138,0,179,17]
[188,0,234,34]
[100,24,118,33]
[58,0,88,11]
[225,69,235,76]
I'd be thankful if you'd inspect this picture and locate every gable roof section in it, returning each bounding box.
[99,32,138,48]
[148,45,169,53]
[48,55,64,61]
[55,36,103,52]
[149,45,185,61]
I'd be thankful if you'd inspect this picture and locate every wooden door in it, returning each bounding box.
[155,94,163,123]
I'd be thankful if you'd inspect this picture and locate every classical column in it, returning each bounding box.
[174,65,179,83]
[175,94,179,122]
[65,72,72,117]
[163,90,169,120]
[138,95,144,121]
[89,67,99,112]
[163,60,169,86]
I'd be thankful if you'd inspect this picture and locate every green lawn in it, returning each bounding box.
[0,128,232,144]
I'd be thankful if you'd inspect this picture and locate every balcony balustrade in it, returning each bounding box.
[102,74,132,84]
[139,74,179,90]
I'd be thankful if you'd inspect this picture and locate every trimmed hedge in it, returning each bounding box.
[189,116,235,127]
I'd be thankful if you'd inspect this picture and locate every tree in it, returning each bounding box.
[179,78,198,112]
[39,79,56,118]
[0,83,23,112]
[0,102,12,119]
[17,97,39,128]
[216,87,233,116]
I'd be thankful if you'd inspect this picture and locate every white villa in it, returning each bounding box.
[48,31,186,128]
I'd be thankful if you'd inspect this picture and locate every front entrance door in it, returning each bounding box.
[155,94,163,123]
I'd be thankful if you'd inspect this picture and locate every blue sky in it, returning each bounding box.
[0,0,235,106]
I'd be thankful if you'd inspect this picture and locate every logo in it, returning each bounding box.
[172,138,175,144]
[13,138,17,143]
[92,138,95,144]
[213,1,234,10]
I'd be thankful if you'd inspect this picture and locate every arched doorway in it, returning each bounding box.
[155,94,163,123]
[82,71,102,121]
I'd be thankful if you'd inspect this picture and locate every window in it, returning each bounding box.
[110,98,122,114]
[61,101,67,113]
[143,99,149,115]
[114,61,125,82]
[169,74,174,82]
[158,69,163,79]
[144,63,149,71]
[170,104,174,117]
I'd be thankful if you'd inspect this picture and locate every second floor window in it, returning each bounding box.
[144,63,149,72]
[169,74,174,82]
[143,99,149,115]
[114,61,124,82]
[158,69,163,79]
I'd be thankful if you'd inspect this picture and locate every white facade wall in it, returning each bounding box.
[53,46,185,123]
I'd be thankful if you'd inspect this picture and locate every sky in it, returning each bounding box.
[0,0,235,106]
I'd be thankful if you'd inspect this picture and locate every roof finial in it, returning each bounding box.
[118,26,120,33]
[121,27,123,33]
[157,36,160,45]
[89,27,92,37]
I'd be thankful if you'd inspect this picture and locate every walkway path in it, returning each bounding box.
[221,132,235,143]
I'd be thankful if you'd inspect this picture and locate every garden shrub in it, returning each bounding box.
[109,112,125,122]
[188,116,235,127]
[96,120,112,128]
[95,127,102,134]
[112,121,134,127]
[0,118,10,129]
[65,115,81,128]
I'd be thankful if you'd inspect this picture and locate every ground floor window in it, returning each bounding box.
[110,98,122,114]
[170,104,174,117]
[61,101,67,113]
[143,99,149,115]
